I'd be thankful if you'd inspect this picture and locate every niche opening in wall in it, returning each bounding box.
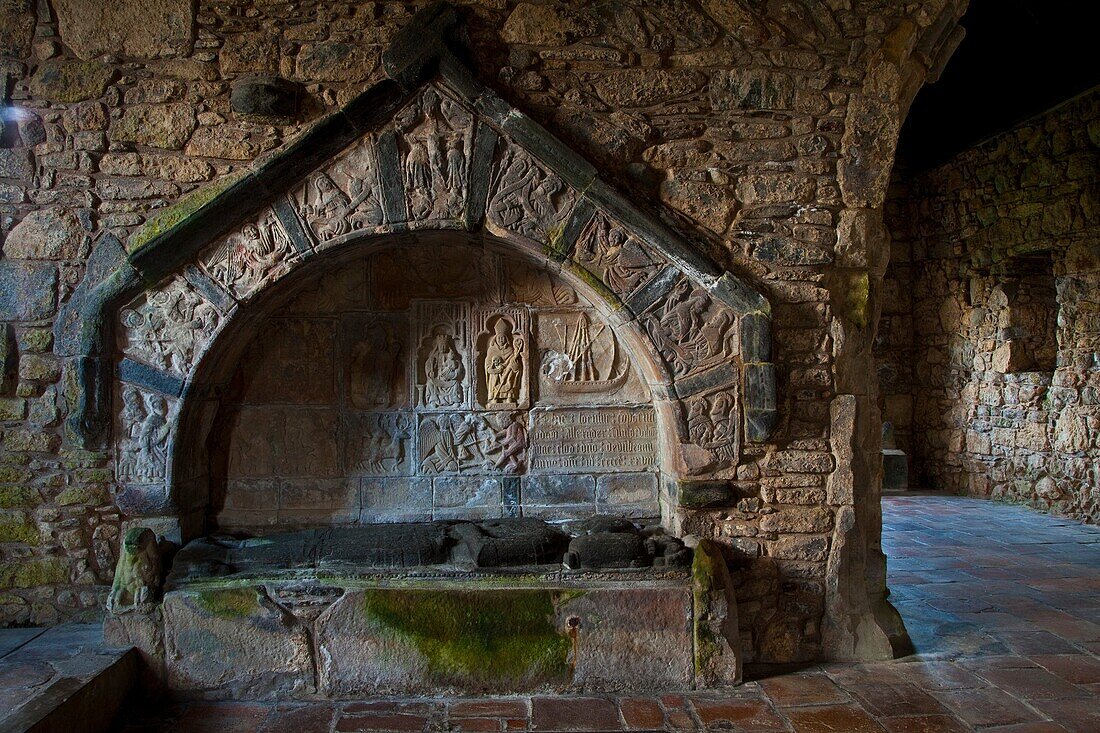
[991,252,1057,374]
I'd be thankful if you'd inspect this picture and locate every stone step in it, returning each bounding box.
[0,625,136,733]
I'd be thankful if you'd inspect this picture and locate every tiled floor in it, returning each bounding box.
[52,496,1100,730]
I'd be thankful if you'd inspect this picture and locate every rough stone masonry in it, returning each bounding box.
[0,0,967,669]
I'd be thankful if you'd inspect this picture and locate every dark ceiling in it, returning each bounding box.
[895,0,1100,174]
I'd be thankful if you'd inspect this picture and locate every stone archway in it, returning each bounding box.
[53,31,776,545]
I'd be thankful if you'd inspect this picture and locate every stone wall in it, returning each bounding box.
[0,0,963,665]
[882,88,1100,522]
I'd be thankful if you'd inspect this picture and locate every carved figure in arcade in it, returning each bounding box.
[687,391,739,462]
[422,328,466,408]
[488,148,574,240]
[206,211,291,296]
[123,278,220,375]
[576,218,661,298]
[118,386,171,482]
[398,89,470,221]
[647,279,735,377]
[106,527,162,614]
[484,318,524,406]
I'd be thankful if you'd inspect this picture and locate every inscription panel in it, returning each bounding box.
[528,407,658,474]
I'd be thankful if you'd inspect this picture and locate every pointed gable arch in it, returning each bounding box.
[54,3,776,526]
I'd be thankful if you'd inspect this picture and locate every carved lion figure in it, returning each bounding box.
[106,527,162,614]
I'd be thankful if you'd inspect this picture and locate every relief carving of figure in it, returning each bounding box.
[399,90,469,221]
[106,527,162,614]
[488,149,574,241]
[422,328,465,408]
[302,172,352,241]
[420,412,524,474]
[207,211,290,296]
[647,279,733,377]
[349,319,405,409]
[575,219,660,298]
[484,318,524,406]
[118,387,171,482]
[123,279,219,375]
[350,414,412,475]
[687,392,738,462]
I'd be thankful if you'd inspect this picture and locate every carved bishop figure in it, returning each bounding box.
[485,318,523,405]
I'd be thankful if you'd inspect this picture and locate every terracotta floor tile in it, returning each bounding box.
[931,687,1044,728]
[781,704,885,733]
[690,697,788,730]
[664,709,698,730]
[978,725,1071,733]
[889,660,985,690]
[450,700,530,719]
[530,697,620,731]
[176,703,272,733]
[618,697,665,730]
[977,665,1091,700]
[260,704,338,733]
[878,714,970,733]
[759,671,850,707]
[1029,697,1100,733]
[335,712,430,732]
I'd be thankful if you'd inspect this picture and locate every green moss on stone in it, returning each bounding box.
[562,260,624,311]
[692,541,723,678]
[194,587,261,619]
[0,486,35,508]
[128,172,245,254]
[0,557,68,588]
[361,588,573,686]
[56,485,107,506]
[0,513,39,544]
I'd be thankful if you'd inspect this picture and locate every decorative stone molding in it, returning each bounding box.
[54,2,776,526]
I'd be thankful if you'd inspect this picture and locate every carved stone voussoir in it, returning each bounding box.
[120,275,224,378]
[293,135,385,247]
[486,143,577,249]
[573,213,664,303]
[395,86,475,226]
[200,208,294,301]
[641,276,740,381]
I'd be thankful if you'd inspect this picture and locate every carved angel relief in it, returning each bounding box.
[202,210,292,299]
[415,303,471,410]
[644,278,738,379]
[121,276,221,376]
[575,216,662,300]
[476,309,529,410]
[397,88,473,223]
[418,411,526,475]
[117,385,173,483]
[296,136,383,244]
[487,147,576,243]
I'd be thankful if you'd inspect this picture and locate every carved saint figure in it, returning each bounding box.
[494,412,527,474]
[687,392,738,462]
[106,527,162,614]
[119,387,171,482]
[420,413,518,474]
[401,90,468,220]
[423,329,465,408]
[488,150,572,240]
[484,317,523,405]
[576,221,658,298]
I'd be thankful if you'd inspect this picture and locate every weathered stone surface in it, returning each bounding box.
[28,60,114,103]
[0,149,33,180]
[710,69,794,111]
[0,261,56,321]
[3,209,86,260]
[500,4,596,46]
[230,76,300,118]
[98,153,212,183]
[162,588,314,698]
[53,0,195,60]
[593,70,706,108]
[110,104,196,149]
[692,540,741,686]
[295,42,377,82]
[0,0,34,58]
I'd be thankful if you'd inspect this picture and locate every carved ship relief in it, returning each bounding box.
[542,312,629,395]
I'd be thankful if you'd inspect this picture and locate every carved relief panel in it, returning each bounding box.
[343,412,414,477]
[574,215,664,302]
[642,277,739,379]
[535,310,649,406]
[120,275,223,378]
[415,302,471,410]
[475,308,529,410]
[502,258,577,307]
[486,145,576,245]
[370,242,499,310]
[417,411,526,476]
[294,135,384,245]
[238,318,337,405]
[684,388,740,472]
[395,88,474,224]
[342,314,410,410]
[201,209,293,300]
[116,384,176,484]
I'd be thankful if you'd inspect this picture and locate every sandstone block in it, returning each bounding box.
[3,209,86,260]
[54,0,194,60]
[28,60,114,103]
[295,42,377,82]
[0,0,35,58]
[500,4,596,46]
[110,104,196,150]
[0,261,57,321]
[710,69,794,111]
[593,70,706,108]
